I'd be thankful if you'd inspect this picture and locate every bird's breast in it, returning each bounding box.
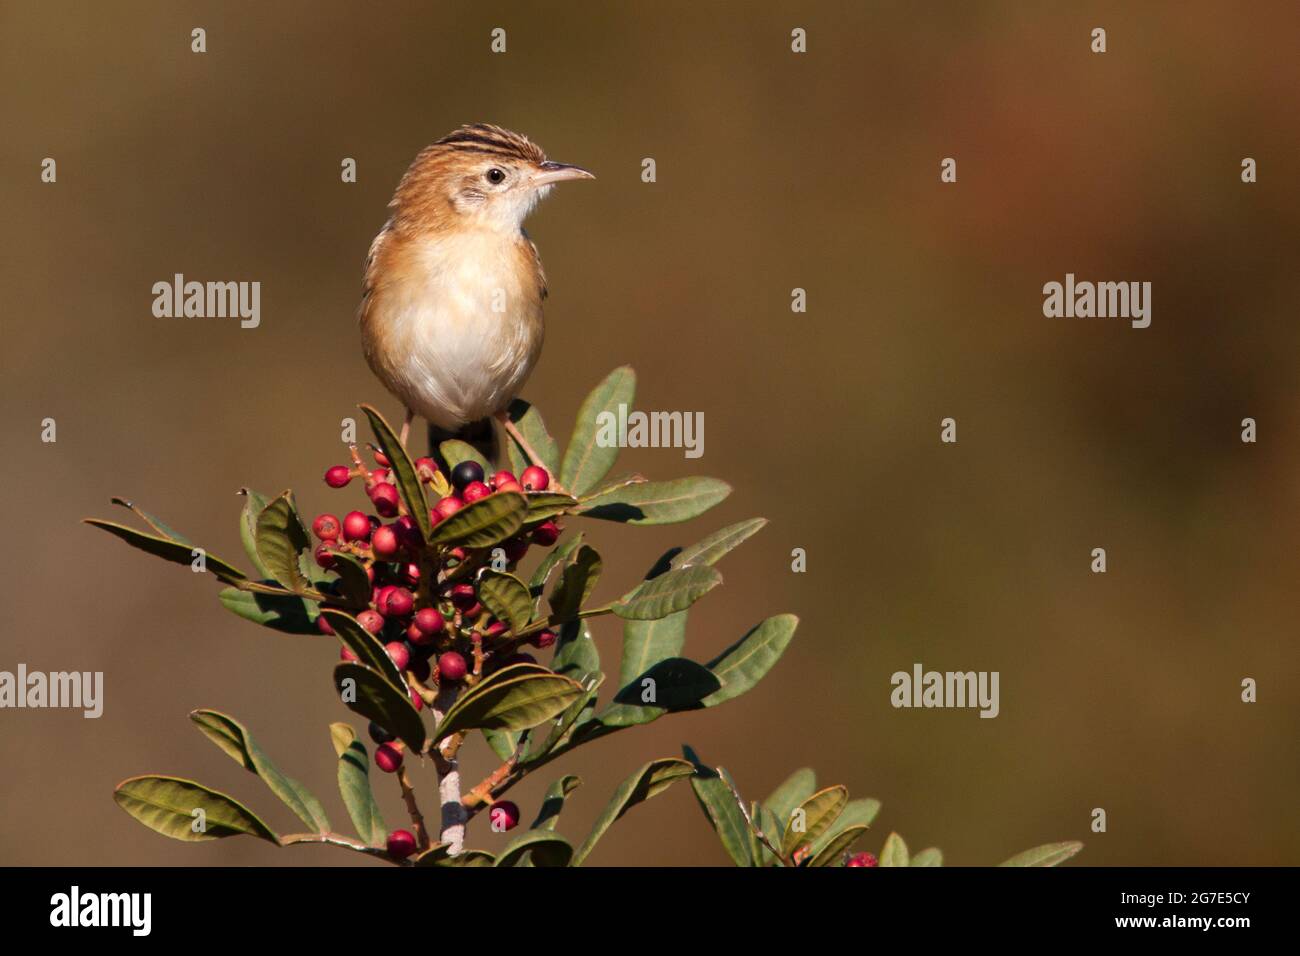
[361,229,545,429]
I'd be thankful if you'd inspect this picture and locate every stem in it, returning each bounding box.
[280,832,389,858]
[431,684,468,852]
[396,765,430,849]
[514,604,615,639]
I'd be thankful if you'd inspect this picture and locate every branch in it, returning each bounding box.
[396,764,430,849]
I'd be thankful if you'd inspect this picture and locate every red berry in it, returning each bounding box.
[339,644,358,662]
[495,480,524,494]
[503,537,529,562]
[414,457,439,482]
[488,800,520,832]
[450,584,476,612]
[373,448,392,467]
[409,686,424,710]
[462,602,482,621]
[434,496,464,521]
[386,587,414,618]
[413,608,445,642]
[366,467,391,488]
[521,466,550,491]
[846,852,879,868]
[403,562,421,586]
[316,614,335,636]
[385,641,410,670]
[312,513,341,541]
[324,465,352,488]
[387,829,416,860]
[532,629,557,649]
[490,470,517,489]
[393,515,419,548]
[314,544,337,570]
[342,511,372,543]
[369,482,401,518]
[375,743,403,773]
[531,521,560,547]
[438,651,468,682]
[375,585,397,615]
[462,480,492,504]
[358,609,384,635]
[371,524,401,559]
[483,621,508,641]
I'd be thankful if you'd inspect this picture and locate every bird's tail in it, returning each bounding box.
[426,418,499,473]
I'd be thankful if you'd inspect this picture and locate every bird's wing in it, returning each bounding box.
[522,229,548,300]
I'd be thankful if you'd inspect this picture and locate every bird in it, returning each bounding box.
[358,124,594,472]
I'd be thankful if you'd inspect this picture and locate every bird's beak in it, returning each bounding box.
[530,161,595,187]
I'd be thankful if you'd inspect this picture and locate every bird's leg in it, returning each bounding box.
[398,407,414,448]
[495,410,568,494]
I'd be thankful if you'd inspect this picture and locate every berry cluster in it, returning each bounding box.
[313,447,559,810]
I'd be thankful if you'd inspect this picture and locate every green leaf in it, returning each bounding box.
[325,610,406,691]
[550,618,601,684]
[439,849,497,867]
[484,727,522,762]
[189,709,330,832]
[561,365,636,495]
[506,399,562,477]
[682,746,754,867]
[754,802,784,867]
[254,492,313,594]
[880,831,910,867]
[810,825,871,866]
[361,403,432,542]
[110,497,193,545]
[526,671,602,764]
[998,841,1084,867]
[334,663,425,752]
[529,531,584,606]
[439,439,490,474]
[523,491,577,523]
[478,571,533,633]
[763,768,817,824]
[670,517,768,570]
[113,775,279,843]
[781,785,849,857]
[911,847,944,867]
[617,611,687,692]
[577,477,731,526]
[495,830,574,867]
[324,551,372,610]
[531,775,581,831]
[329,723,386,846]
[548,544,602,620]
[217,587,320,634]
[236,489,274,578]
[430,492,526,548]
[571,757,694,866]
[433,665,585,744]
[613,565,721,621]
[810,797,882,856]
[610,657,719,711]
[84,519,245,582]
[702,614,798,706]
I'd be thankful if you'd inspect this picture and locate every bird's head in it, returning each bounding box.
[393,124,594,235]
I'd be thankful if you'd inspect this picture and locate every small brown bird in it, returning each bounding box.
[359,124,593,465]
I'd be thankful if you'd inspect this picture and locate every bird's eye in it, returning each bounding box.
[485,167,506,185]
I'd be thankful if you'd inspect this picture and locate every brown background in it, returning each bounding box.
[2,1,1297,866]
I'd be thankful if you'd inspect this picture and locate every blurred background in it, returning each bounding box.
[2,1,1297,867]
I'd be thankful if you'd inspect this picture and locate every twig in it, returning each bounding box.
[396,764,429,849]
